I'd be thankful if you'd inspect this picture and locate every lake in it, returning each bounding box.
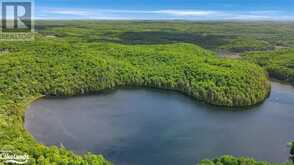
[25,81,294,165]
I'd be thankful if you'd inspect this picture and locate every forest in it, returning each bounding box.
[0,21,293,164]
[199,156,293,165]
[35,21,294,52]
[35,20,294,82]
[243,49,294,84]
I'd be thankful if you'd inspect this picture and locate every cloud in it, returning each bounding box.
[230,15,272,20]
[36,8,294,21]
[151,10,222,16]
[45,9,221,16]
[50,10,90,16]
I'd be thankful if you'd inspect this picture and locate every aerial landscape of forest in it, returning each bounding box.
[1,0,294,165]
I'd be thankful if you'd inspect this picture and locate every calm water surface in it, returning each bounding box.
[25,82,294,165]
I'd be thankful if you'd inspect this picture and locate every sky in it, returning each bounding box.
[35,0,294,20]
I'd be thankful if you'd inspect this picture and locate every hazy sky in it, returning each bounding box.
[35,0,294,20]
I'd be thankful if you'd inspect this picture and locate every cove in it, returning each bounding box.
[25,81,294,165]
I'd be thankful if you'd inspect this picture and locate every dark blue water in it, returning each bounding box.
[25,82,294,165]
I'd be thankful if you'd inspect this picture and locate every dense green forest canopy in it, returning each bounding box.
[0,36,270,106]
[0,36,270,164]
[36,21,294,52]
[34,21,294,83]
[0,21,293,165]
[200,156,293,165]
[243,49,294,84]
[220,37,273,53]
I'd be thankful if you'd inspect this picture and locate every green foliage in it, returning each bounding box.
[36,21,294,52]
[199,156,292,165]
[290,142,294,155]
[0,21,286,165]
[220,37,273,53]
[243,49,294,84]
[0,36,270,164]
[289,142,294,163]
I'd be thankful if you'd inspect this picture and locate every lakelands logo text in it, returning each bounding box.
[0,150,29,164]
